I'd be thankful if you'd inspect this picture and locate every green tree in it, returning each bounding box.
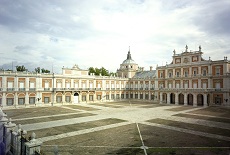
[41,68,50,73]
[16,65,26,72]
[88,67,112,76]
[35,67,40,73]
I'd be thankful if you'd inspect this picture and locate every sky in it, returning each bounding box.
[0,0,230,73]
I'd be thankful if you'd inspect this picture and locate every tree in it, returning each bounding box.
[16,65,26,72]
[41,68,50,73]
[35,67,40,73]
[88,67,112,76]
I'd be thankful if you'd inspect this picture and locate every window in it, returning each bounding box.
[18,98,25,105]
[56,96,62,103]
[30,82,35,88]
[90,83,93,89]
[215,83,220,89]
[45,82,49,88]
[111,94,115,99]
[29,97,35,104]
[184,83,188,89]
[89,95,93,101]
[116,94,119,99]
[66,96,71,103]
[57,83,61,88]
[202,83,207,89]
[82,95,86,101]
[169,72,172,77]
[121,94,124,99]
[135,94,138,99]
[126,94,129,99]
[7,98,14,106]
[168,83,172,89]
[106,95,109,100]
[160,72,163,78]
[203,70,207,76]
[193,83,197,88]
[44,97,49,103]
[82,83,86,88]
[176,72,180,77]
[74,83,78,88]
[184,71,188,77]
[176,83,180,88]
[216,68,220,75]
[66,82,70,89]
[97,95,101,100]
[193,70,197,76]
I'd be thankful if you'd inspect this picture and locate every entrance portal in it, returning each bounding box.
[74,93,79,104]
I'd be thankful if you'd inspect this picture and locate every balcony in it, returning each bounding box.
[7,88,14,91]
[29,88,36,91]
[44,88,50,91]
[18,88,25,91]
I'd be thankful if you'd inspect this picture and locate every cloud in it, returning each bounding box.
[0,0,229,73]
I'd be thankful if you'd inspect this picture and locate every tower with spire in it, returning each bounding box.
[117,47,139,78]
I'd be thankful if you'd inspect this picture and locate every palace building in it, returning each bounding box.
[0,45,229,107]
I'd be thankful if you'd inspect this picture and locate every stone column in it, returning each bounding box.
[26,77,29,91]
[184,93,188,106]
[167,93,170,104]
[25,92,29,106]
[160,92,163,104]
[175,93,179,105]
[86,92,89,103]
[15,93,18,107]
[25,132,42,155]
[4,118,16,154]
[2,93,6,107]
[193,94,197,107]
[62,94,65,104]
[203,93,207,107]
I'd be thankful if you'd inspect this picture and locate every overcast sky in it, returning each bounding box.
[0,0,230,73]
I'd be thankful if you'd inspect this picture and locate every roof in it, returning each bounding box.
[133,70,156,78]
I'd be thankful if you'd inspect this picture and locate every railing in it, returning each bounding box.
[29,88,36,91]
[18,88,25,91]
[7,88,14,91]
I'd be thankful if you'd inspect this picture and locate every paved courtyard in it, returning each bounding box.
[3,101,230,155]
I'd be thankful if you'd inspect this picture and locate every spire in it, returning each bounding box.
[127,46,132,60]
[185,45,188,52]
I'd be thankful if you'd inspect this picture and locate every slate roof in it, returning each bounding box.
[133,70,156,78]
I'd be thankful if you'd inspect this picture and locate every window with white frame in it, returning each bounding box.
[202,83,207,88]
[168,83,172,88]
[18,98,25,105]
[66,82,70,88]
[184,83,188,89]
[184,71,188,77]
[203,70,207,76]
[215,82,220,89]
[44,97,49,103]
[29,97,35,104]
[215,67,220,75]
[74,82,78,88]
[57,82,61,88]
[176,83,180,88]
[30,82,35,88]
[7,82,13,88]
[176,72,180,77]
[193,83,197,88]
[7,98,14,106]
[45,82,49,88]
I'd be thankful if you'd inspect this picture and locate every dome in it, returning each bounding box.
[122,59,136,64]
[122,50,137,64]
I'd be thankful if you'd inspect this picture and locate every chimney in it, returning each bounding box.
[150,66,153,71]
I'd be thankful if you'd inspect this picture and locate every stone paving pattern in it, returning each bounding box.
[3,101,230,155]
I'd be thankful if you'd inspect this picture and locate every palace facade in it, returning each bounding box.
[0,46,229,108]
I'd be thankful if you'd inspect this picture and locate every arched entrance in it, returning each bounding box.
[170,93,175,104]
[197,94,203,106]
[187,94,193,105]
[74,92,79,104]
[179,93,184,105]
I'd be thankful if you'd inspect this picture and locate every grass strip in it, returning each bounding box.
[174,113,230,124]
[12,113,95,125]
[4,106,78,119]
[63,105,100,111]
[27,118,126,138]
[147,118,230,137]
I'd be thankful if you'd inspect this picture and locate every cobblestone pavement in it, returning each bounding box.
[4,101,230,154]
